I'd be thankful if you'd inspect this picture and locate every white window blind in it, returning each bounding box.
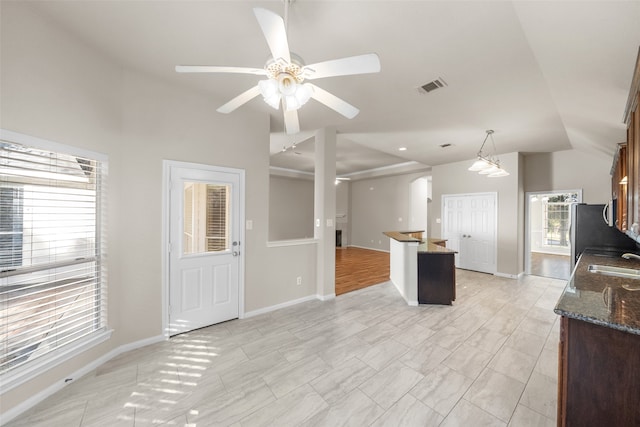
[0,136,107,380]
[206,185,229,252]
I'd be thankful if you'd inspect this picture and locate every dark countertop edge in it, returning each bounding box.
[554,307,640,336]
[418,242,457,254]
[554,248,640,336]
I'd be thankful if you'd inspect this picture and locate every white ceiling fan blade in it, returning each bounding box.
[308,84,360,119]
[284,109,300,134]
[216,85,261,114]
[253,8,291,64]
[303,54,381,80]
[176,65,267,75]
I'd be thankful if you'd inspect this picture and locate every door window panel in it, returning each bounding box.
[183,182,230,255]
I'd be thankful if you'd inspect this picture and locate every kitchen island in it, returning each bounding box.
[554,249,640,426]
[384,231,457,306]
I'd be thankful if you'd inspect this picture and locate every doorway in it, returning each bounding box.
[525,190,581,280]
[163,161,245,336]
[442,192,497,274]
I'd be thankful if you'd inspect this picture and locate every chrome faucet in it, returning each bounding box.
[621,253,640,260]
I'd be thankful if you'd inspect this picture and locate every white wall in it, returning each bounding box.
[350,172,431,252]
[0,2,318,415]
[268,176,314,240]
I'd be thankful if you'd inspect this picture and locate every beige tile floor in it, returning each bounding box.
[6,269,565,426]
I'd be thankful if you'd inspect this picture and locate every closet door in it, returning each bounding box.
[442,193,497,274]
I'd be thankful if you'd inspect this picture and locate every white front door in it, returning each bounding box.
[168,163,242,336]
[443,193,497,274]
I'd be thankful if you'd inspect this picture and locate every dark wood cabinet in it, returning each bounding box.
[612,143,628,231]
[557,316,640,426]
[417,252,456,305]
[618,48,640,234]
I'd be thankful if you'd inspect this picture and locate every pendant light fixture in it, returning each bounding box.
[468,130,509,178]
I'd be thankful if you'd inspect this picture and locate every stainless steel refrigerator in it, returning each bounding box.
[570,203,637,269]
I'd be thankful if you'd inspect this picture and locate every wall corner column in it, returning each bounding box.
[314,127,336,299]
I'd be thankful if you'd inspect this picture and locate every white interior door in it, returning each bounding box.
[168,164,241,336]
[443,195,465,265]
[465,195,496,273]
[443,193,496,274]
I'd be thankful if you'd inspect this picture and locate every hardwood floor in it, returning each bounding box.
[335,247,390,295]
[530,252,571,281]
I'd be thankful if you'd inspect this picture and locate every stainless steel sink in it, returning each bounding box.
[588,264,640,279]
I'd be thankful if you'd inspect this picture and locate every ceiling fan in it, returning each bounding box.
[175,4,381,134]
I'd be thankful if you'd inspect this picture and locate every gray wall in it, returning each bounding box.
[268,176,314,240]
[524,149,612,203]
[1,2,318,414]
[431,152,524,276]
[335,180,349,246]
[350,172,431,252]
[431,149,614,276]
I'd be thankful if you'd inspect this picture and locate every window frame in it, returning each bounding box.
[0,129,111,393]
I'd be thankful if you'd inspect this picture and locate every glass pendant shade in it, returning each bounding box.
[468,158,491,171]
[469,130,509,178]
[479,165,500,175]
[488,168,510,177]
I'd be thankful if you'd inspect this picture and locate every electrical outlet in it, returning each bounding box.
[296,276,302,285]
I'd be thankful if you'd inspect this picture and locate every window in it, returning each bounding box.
[0,131,108,389]
[542,194,574,248]
[183,182,229,255]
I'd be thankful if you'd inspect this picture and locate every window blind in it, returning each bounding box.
[0,139,106,377]
[206,185,228,251]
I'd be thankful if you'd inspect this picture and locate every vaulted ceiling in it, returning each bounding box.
[26,1,640,178]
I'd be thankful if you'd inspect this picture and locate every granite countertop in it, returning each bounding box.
[384,231,456,254]
[383,231,420,242]
[554,249,640,335]
[418,239,457,254]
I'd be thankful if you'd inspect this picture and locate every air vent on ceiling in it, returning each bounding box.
[440,143,453,148]
[419,78,447,94]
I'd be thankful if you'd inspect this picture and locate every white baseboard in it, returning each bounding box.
[494,271,523,279]
[0,334,165,426]
[348,244,390,253]
[243,292,337,318]
[243,294,319,318]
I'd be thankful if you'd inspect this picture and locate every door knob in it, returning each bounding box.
[232,251,240,257]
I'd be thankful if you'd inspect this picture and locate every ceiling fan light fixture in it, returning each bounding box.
[176,6,381,134]
[258,79,281,109]
[284,83,312,111]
